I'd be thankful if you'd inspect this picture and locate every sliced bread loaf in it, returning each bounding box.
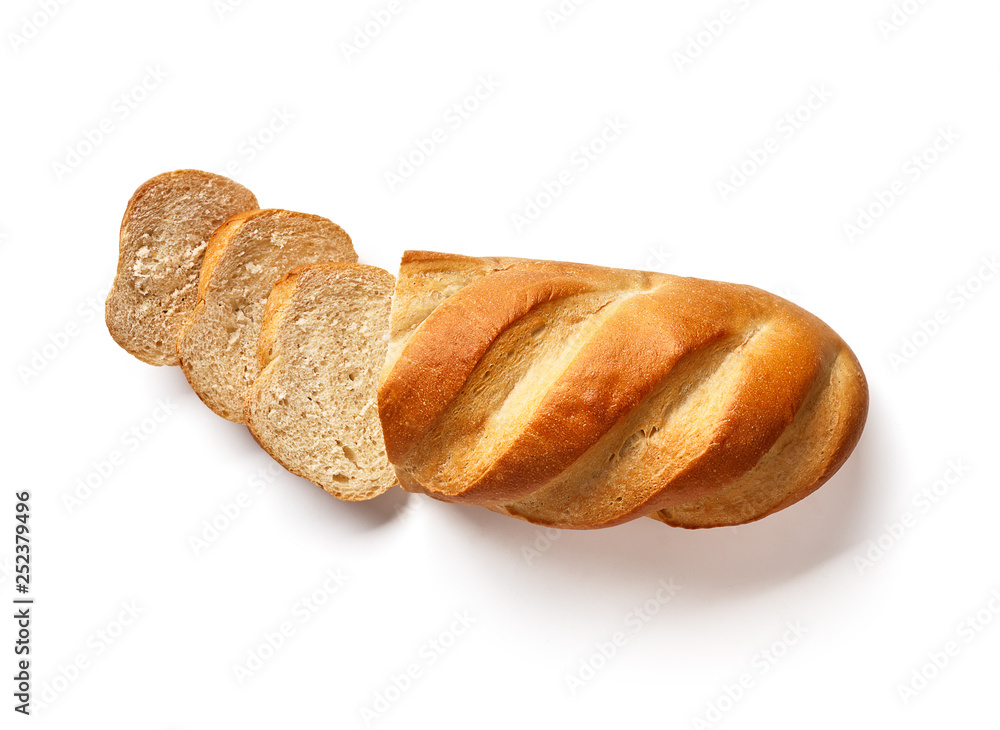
[176,209,357,422]
[106,170,258,366]
[246,263,397,500]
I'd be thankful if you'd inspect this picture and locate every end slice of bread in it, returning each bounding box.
[176,209,358,423]
[246,263,397,500]
[106,169,258,366]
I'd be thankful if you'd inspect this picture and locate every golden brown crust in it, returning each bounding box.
[379,271,601,464]
[254,266,304,375]
[243,265,310,480]
[650,345,869,528]
[377,251,869,529]
[196,209,261,300]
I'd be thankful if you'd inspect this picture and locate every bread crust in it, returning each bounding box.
[378,251,868,529]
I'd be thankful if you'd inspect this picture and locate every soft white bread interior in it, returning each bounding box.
[106,169,258,366]
[246,263,397,500]
[176,209,357,423]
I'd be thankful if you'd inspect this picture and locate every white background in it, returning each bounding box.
[2,0,999,727]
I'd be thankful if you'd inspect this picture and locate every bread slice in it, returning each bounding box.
[245,263,397,500]
[176,209,357,423]
[106,170,258,365]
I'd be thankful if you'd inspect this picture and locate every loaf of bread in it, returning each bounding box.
[377,251,868,529]
[106,170,258,366]
[107,167,869,533]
